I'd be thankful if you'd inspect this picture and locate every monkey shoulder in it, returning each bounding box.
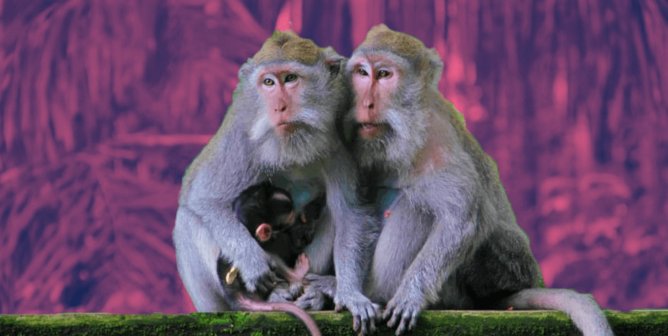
[179,128,262,208]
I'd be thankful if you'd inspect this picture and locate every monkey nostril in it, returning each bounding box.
[280,105,287,112]
[367,103,374,109]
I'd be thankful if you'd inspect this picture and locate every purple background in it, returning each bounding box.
[1,0,667,313]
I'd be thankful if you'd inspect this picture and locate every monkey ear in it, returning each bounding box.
[322,47,345,78]
[424,48,444,87]
[238,59,255,80]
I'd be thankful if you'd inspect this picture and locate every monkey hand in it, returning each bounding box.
[267,282,296,303]
[295,274,336,310]
[238,254,280,295]
[295,287,327,310]
[335,290,381,335]
[383,288,425,335]
[304,274,336,298]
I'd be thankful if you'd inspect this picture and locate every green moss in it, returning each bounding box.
[1,310,666,335]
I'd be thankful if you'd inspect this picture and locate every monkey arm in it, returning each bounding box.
[187,198,278,292]
[332,206,381,334]
[384,170,480,334]
[323,151,381,334]
[178,131,278,295]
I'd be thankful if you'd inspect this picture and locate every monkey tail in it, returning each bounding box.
[501,288,614,336]
[238,296,321,336]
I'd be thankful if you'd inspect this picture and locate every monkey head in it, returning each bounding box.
[266,188,297,231]
[233,182,296,244]
[236,31,348,168]
[345,24,444,169]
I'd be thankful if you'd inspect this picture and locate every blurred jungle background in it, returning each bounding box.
[1,0,667,313]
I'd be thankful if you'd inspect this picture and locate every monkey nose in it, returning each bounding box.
[274,105,287,113]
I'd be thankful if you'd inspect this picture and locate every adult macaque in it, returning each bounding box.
[173,31,379,332]
[342,24,614,336]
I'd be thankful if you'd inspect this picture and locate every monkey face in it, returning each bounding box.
[240,33,347,168]
[348,53,402,140]
[247,62,340,168]
[255,66,305,137]
[346,52,420,168]
[346,26,444,169]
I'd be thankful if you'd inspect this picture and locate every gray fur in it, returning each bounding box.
[343,30,614,336]
[173,37,378,328]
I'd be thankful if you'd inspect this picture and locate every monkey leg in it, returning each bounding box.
[174,210,230,311]
[459,231,541,309]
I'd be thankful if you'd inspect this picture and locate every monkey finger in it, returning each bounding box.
[373,304,383,321]
[395,318,407,336]
[265,270,280,284]
[386,309,400,328]
[382,304,395,320]
[358,317,368,335]
[335,303,343,312]
[255,282,269,295]
[259,273,278,292]
[352,315,360,333]
[298,292,316,302]
[362,308,373,331]
[402,311,414,332]
[408,311,419,330]
[295,300,311,310]
[360,318,369,335]
[364,304,378,330]
[395,312,412,336]
[369,321,376,334]
[367,315,377,334]
[365,303,379,319]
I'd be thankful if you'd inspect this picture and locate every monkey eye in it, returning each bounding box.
[263,78,275,86]
[284,74,298,83]
[377,70,391,78]
[356,68,369,76]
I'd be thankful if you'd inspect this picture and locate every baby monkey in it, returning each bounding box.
[216,181,326,336]
[233,181,325,267]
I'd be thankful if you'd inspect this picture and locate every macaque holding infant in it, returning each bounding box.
[174,26,614,336]
[173,30,376,336]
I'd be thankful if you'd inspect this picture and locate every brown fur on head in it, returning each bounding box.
[352,24,443,88]
[252,31,320,66]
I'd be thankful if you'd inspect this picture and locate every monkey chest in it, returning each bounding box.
[369,194,432,300]
[374,195,431,256]
[268,171,324,212]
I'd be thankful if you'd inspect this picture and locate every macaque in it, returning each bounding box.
[172,31,379,333]
[340,24,614,336]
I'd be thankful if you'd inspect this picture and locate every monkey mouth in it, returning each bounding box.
[357,122,385,138]
[276,121,300,135]
[255,223,273,242]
